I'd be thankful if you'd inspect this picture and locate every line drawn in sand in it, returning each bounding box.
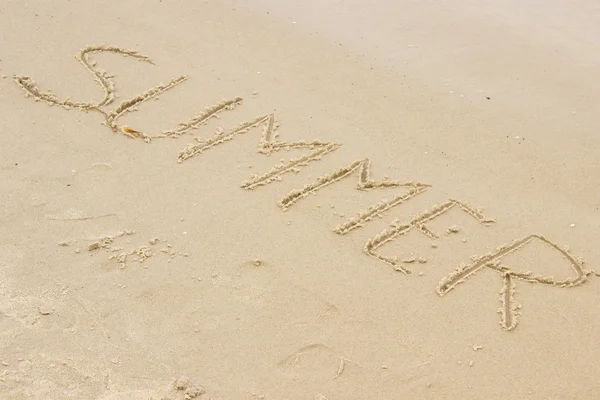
[14,45,243,141]
[333,357,360,380]
[276,343,332,368]
[106,85,243,140]
[46,208,116,221]
[16,44,596,333]
[277,343,359,380]
[14,45,150,111]
[364,200,496,274]
[436,234,592,330]
[104,83,243,141]
[279,158,430,234]
[178,113,341,189]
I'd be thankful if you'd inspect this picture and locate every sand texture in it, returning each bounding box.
[1,1,600,399]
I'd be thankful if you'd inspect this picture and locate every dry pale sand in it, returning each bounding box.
[1,0,600,399]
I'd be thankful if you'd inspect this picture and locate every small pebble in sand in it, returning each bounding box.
[431,243,438,248]
[74,248,81,254]
[252,91,258,95]
[39,305,53,315]
[58,241,69,247]
[472,345,484,351]
[469,360,474,367]
[461,238,468,243]
[447,225,460,234]
[253,259,262,266]
[185,386,205,399]
[149,237,159,245]
[570,223,576,228]
[402,258,416,264]
[174,376,190,390]
[418,272,425,276]
[418,257,427,264]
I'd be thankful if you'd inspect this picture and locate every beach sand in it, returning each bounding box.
[1,1,599,399]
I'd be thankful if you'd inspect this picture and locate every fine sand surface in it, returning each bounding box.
[1,1,600,399]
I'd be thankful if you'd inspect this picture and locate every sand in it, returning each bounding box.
[1,1,600,399]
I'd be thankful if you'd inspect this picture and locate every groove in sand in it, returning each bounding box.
[499,272,520,331]
[365,199,495,274]
[178,113,341,189]
[279,158,429,211]
[436,234,591,330]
